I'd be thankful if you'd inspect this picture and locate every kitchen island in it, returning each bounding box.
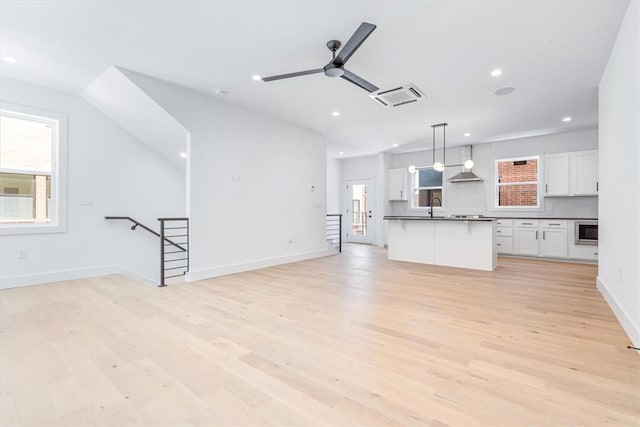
[384,216,497,271]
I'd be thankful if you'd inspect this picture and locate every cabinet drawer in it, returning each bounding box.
[496,236,513,254]
[541,220,567,229]
[496,226,513,237]
[514,220,539,228]
[496,219,513,227]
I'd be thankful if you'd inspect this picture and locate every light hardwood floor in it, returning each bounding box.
[1,244,638,426]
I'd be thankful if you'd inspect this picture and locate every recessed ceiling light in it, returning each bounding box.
[464,132,471,137]
[339,151,344,155]
[392,143,398,147]
[3,56,17,64]
[180,152,187,159]
[562,117,572,122]
[332,111,340,117]
[252,74,261,81]
[495,87,516,96]
[491,69,502,77]
[214,89,226,95]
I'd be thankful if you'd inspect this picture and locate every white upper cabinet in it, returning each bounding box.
[570,150,598,195]
[544,152,570,196]
[544,150,598,197]
[388,168,408,201]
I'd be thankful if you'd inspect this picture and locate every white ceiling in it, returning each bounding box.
[0,1,628,158]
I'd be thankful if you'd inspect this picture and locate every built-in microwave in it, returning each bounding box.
[575,221,598,246]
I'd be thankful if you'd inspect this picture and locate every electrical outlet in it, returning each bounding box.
[619,268,623,281]
[17,249,27,260]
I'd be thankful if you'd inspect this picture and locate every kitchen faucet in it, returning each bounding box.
[429,195,441,218]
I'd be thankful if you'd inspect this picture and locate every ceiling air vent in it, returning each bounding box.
[370,84,425,107]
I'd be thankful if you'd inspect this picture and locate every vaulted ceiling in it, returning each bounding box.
[0,1,628,157]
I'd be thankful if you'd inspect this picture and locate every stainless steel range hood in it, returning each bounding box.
[449,171,483,182]
[448,145,483,183]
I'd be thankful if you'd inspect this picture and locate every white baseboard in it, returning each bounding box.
[118,267,159,287]
[187,248,337,282]
[0,265,121,290]
[0,249,336,290]
[597,276,640,348]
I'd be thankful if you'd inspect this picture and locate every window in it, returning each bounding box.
[411,167,443,209]
[495,156,540,208]
[0,103,66,234]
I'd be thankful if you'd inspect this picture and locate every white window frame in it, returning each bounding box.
[494,155,542,210]
[409,166,445,211]
[1,102,67,235]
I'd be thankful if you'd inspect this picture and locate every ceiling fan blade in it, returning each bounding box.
[334,22,376,65]
[341,69,379,93]
[261,68,324,82]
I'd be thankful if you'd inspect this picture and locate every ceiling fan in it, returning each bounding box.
[261,22,379,93]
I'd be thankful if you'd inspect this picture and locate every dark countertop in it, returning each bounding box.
[384,215,598,221]
[383,216,495,222]
[487,216,598,220]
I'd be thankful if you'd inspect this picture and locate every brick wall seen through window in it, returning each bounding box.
[496,157,539,208]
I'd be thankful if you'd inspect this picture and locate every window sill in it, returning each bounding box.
[1,222,67,236]
[490,206,544,213]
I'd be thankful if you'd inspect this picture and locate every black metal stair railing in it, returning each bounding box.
[105,216,189,287]
[158,218,189,287]
[326,214,343,253]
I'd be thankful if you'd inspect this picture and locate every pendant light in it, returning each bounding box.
[408,122,449,173]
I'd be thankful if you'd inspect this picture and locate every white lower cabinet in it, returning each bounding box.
[496,236,513,254]
[539,222,568,258]
[495,219,582,261]
[495,219,514,254]
[567,220,598,261]
[514,227,539,256]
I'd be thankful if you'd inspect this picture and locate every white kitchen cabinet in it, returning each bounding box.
[496,236,513,254]
[568,244,599,261]
[544,150,598,197]
[540,229,568,257]
[567,220,599,260]
[495,221,513,254]
[497,218,594,262]
[514,226,540,256]
[388,168,408,201]
[540,228,568,258]
[570,150,598,195]
[544,152,570,196]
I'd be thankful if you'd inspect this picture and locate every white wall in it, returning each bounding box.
[81,66,188,170]
[598,1,639,347]
[119,71,330,280]
[390,129,599,218]
[0,77,186,288]
[326,157,343,214]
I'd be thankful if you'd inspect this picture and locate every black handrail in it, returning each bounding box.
[326,214,343,253]
[105,216,186,252]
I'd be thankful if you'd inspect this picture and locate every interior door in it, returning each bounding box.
[346,179,375,244]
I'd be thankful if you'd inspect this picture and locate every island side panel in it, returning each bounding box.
[387,220,436,264]
[433,220,497,271]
